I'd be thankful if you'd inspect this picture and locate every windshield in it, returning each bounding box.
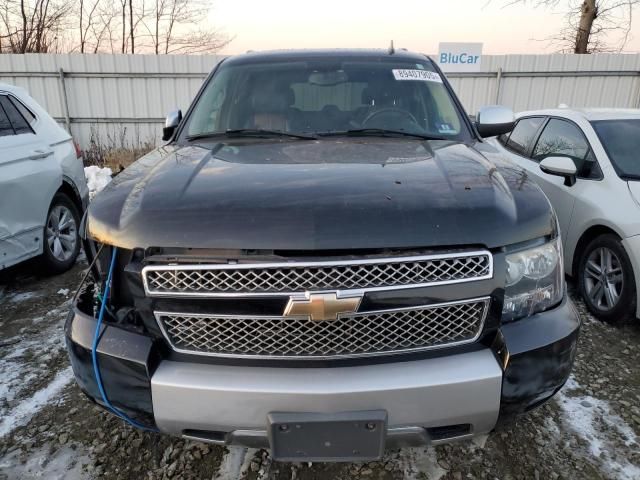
[592,119,640,179]
[183,57,470,141]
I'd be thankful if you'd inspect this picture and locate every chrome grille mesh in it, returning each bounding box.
[143,252,491,296]
[156,299,489,359]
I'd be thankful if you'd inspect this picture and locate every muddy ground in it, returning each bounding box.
[1,259,639,480]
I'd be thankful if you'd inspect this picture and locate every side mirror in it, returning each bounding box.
[162,109,182,141]
[540,156,577,187]
[475,105,515,138]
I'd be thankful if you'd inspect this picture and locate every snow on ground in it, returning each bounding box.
[0,300,71,439]
[392,447,447,480]
[6,291,43,303]
[0,444,90,480]
[84,166,112,200]
[556,376,640,480]
[213,447,262,480]
[0,368,73,438]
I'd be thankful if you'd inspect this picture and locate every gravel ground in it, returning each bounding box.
[1,259,639,480]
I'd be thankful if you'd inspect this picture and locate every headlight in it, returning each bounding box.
[503,237,564,322]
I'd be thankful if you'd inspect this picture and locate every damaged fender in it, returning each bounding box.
[0,136,63,269]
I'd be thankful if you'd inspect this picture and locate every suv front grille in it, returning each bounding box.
[155,298,489,359]
[143,251,492,297]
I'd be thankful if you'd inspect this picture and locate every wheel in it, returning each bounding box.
[578,234,636,322]
[41,193,81,274]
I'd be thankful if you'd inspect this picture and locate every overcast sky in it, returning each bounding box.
[212,0,640,55]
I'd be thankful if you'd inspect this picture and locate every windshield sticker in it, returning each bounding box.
[392,69,442,83]
[438,123,456,134]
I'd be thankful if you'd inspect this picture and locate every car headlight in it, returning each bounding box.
[503,236,564,322]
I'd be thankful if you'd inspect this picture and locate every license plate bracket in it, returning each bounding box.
[268,410,387,462]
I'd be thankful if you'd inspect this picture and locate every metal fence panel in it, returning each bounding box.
[452,53,640,114]
[0,53,638,148]
[0,53,218,148]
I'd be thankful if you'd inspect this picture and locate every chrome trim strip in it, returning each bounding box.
[181,434,227,446]
[181,426,453,449]
[153,296,491,360]
[430,433,475,446]
[141,250,494,298]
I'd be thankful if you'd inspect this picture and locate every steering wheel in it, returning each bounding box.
[362,107,419,128]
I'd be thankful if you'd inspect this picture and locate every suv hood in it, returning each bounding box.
[86,138,554,251]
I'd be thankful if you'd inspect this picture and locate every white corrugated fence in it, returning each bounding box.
[0,53,639,148]
[0,54,219,149]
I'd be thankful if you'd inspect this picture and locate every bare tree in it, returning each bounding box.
[0,0,231,53]
[128,0,133,52]
[0,0,69,53]
[78,0,101,52]
[90,1,119,52]
[575,0,597,52]
[506,0,639,53]
[164,27,232,54]
[140,0,231,55]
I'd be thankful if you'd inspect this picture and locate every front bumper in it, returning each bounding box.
[65,296,579,448]
[151,349,502,445]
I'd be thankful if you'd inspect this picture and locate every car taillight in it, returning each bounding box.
[73,140,83,159]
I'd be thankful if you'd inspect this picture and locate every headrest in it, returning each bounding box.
[251,87,294,113]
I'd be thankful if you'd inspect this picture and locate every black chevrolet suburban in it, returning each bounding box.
[66,49,580,462]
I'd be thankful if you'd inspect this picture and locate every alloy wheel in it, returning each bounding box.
[583,246,624,311]
[46,205,78,262]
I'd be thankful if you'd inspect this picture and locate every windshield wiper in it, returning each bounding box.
[318,128,448,141]
[187,129,318,141]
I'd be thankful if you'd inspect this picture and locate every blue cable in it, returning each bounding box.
[91,246,158,432]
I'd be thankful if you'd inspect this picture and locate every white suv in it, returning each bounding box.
[0,83,89,273]
[490,108,640,322]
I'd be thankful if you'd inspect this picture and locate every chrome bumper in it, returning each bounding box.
[150,349,502,445]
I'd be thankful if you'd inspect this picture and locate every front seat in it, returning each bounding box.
[247,88,292,131]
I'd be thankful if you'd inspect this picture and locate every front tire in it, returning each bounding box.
[41,193,81,274]
[578,234,636,323]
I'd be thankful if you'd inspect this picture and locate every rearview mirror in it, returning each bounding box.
[540,156,577,187]
[163,109,182,141]
[308,70,348,86]
[475,105,515,138]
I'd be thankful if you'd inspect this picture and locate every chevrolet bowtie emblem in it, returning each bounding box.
[283,293,362,321]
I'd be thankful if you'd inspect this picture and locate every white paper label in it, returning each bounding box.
[392,69,442,83]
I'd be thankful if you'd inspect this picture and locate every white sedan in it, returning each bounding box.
[0,83,88,273]
[490,108,640,322]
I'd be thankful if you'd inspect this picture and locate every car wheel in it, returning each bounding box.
[41,193,81,274]
[578,234,636,323]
